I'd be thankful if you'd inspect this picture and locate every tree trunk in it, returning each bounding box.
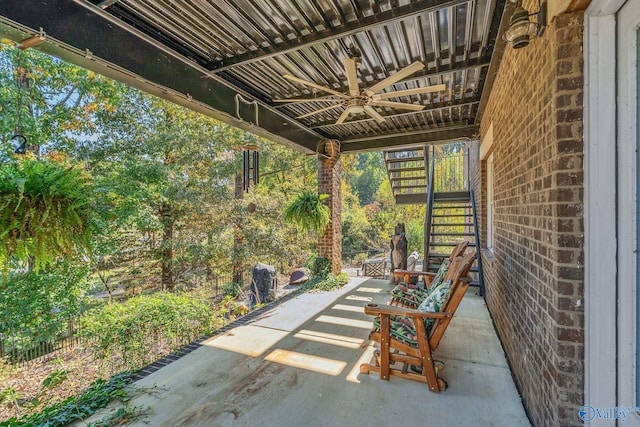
[160,202,174,290]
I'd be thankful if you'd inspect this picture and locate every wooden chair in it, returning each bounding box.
[360,251,476,392]
[391,240,469,285]
[390,241,470,309]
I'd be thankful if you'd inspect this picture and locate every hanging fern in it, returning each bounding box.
[0,156,101,271]
[283,189,331,236]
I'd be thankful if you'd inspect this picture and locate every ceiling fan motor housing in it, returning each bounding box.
[346,96,368,113]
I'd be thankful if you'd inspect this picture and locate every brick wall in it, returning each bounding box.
[470,9,585,426]
[317,140,342,275]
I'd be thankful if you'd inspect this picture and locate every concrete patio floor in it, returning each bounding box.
[82,277,531,426]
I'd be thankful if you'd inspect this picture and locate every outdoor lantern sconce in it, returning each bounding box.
[503,0,547,49]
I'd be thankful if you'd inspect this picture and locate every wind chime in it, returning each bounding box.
[10,61,28,155]
[10,35,42,155]
[242,145,259,192]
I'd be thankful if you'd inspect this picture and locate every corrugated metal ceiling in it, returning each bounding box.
[85,0,505,148]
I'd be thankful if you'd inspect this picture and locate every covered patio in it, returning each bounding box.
[1,0,599,424]
[77,277,529,426]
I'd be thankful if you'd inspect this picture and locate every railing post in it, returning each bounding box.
[470,190,485,296]
[423,154,436,272]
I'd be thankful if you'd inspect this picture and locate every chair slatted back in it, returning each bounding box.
[428,251,476,350]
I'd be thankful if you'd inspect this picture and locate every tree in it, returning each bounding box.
[0,41,121,157]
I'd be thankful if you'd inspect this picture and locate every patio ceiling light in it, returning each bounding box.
[503,0,547,49]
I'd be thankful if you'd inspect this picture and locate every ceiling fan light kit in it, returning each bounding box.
[275,57,445,125]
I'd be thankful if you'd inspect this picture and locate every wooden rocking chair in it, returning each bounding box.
[390,241,470,309]
[360,251,476,392]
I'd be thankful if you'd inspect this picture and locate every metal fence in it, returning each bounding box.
[0,316,83,366]
[0,270,239,368]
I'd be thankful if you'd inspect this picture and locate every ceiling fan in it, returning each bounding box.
[275,55,445,125]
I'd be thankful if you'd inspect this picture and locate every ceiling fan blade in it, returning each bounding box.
[344,57,360,97]
[273,97,344,103]
[366,61,426,93]
[335,108,352,124]
[375,84,446,99]
[283,74,347,98]
[296,103,344,119]
[364,105,385,123]
[370,100,426,111]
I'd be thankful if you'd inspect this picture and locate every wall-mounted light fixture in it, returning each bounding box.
[503,0,547,49]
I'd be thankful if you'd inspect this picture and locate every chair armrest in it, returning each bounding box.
[364,303,452,319]
[392,269,421,275]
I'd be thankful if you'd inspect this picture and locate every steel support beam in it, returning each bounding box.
[210,0,470,72]
[340,125,479,152]
[0,0,322,153]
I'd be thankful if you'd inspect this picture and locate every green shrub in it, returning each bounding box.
[0,261,88,333]
[305,254,331,278]
[79,293,213,371]
[221,282,243,299]
[303,272,349,292]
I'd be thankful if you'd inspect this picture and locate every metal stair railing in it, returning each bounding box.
[422,152,436,272]
[470,189,486,296]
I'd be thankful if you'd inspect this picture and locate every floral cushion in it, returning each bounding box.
[430,259,450,288]
[390,282,430,307]
[417,279,453,331]
[372,315,418,345]
[373,279,453,346]
[389,259,449,307]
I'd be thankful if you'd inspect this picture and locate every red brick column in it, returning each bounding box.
[317,140,342,275]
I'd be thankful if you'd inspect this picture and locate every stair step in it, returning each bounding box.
[433,200,471,205]
[431,222,474,227]
[387,166,425,173]
[430,242,477,247]
[432,214,474,217]
[425,255,450,261]
[469,280,481,288]
[433,191,471,201]
[430,232,475,237]
[387,156,424,163]
[434,203,471,209]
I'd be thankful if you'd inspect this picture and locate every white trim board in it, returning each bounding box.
[583,1,618,421]
[616,0,639,409]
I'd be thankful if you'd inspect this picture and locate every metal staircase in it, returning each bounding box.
[425,190,484,294]
[385,143,485,295]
